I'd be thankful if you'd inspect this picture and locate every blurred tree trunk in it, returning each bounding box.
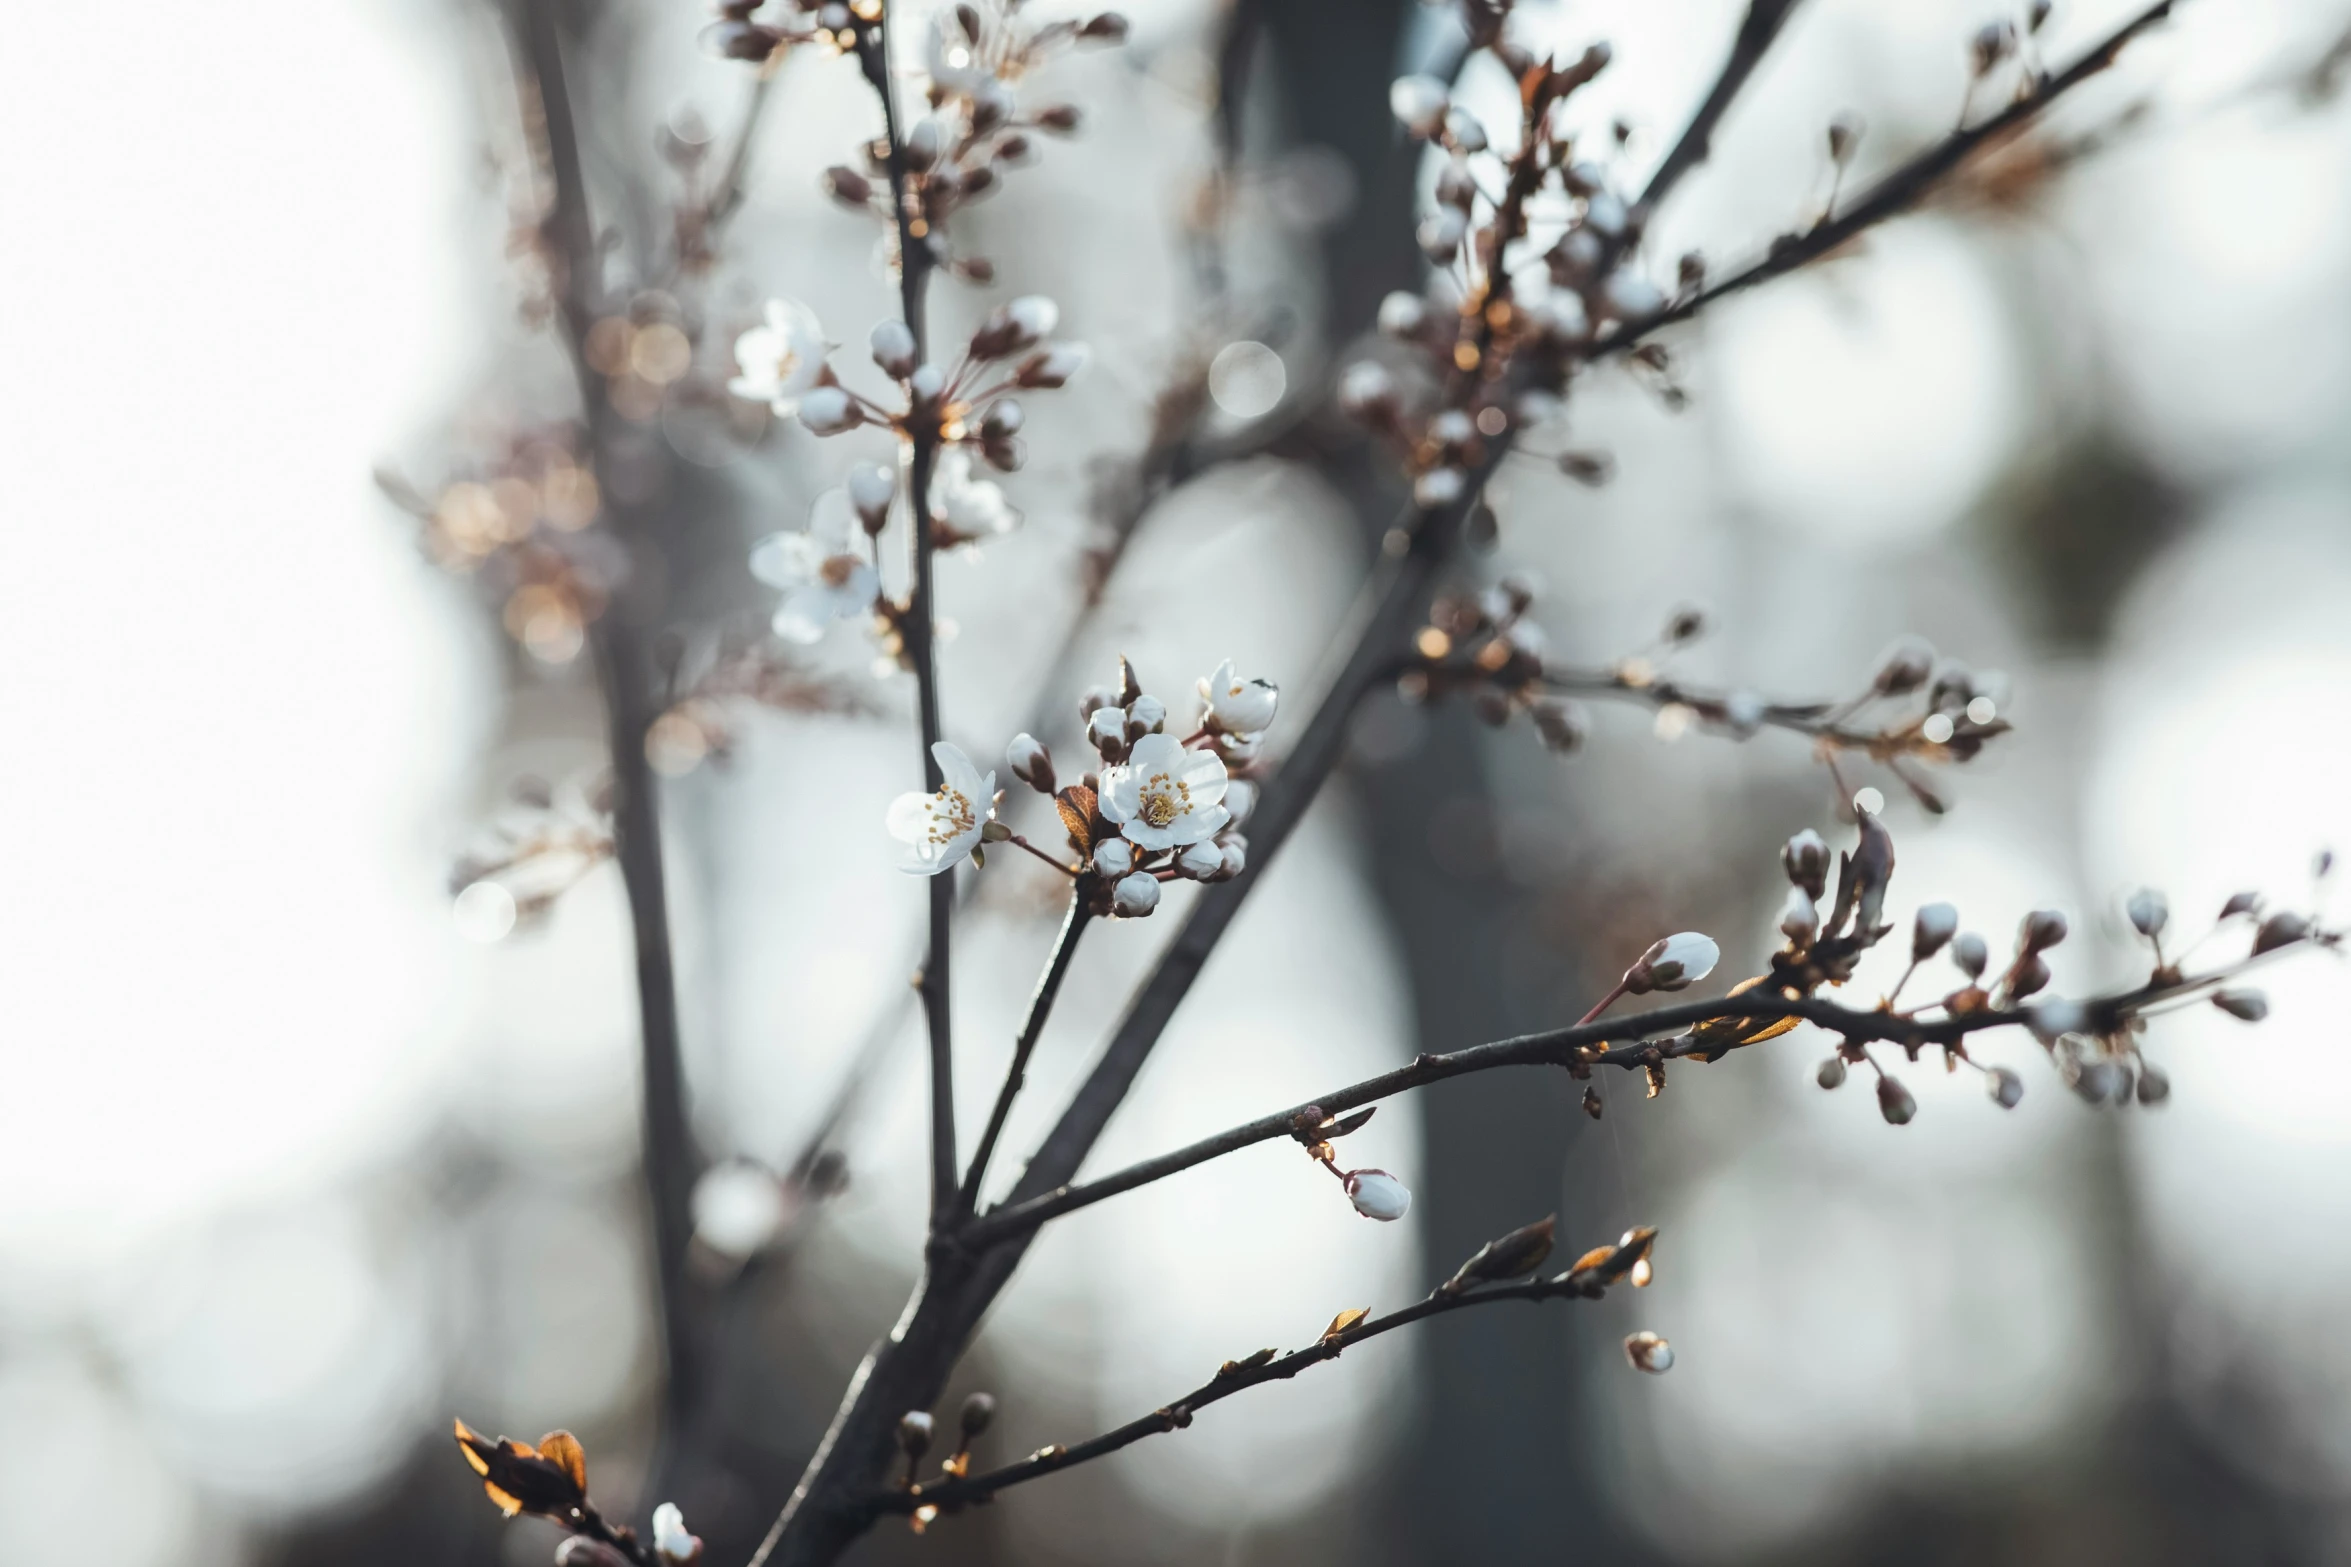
[1249,3,1652,1559]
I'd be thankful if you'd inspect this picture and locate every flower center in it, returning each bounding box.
[927,787,975,844]
[1138,774,1187,829]
[819,554,861,589]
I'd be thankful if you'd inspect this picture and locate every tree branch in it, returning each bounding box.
[854,4,960,1227]
[1638,0,1806,209]
[878,1262,1627,1514]
[956,896,1092,1216]
[965,940,2299,1247]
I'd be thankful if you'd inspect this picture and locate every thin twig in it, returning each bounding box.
[877,1268,1616,1513]
[956,897,1093,1216]
[1638,0,1806,208]
[965,938,2300,1248]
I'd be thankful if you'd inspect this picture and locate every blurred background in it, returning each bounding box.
[5,0,2351,1562]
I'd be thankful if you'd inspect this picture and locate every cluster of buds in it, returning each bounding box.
[377,439,617,667]
[452,1421,690,1566]
[996,657,1263,916]
[730,293,1086,469]
[447,774,616,943]
[1396,575,1580,743]
[1338,16,1679,513]
[893,1392,999,1532]
[788,0,1129,280]
[1289,1104,1410,1221]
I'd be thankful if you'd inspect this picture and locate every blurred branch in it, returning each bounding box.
[956,897,1092,1216]
[1637,0,1806,207]
[1591,0,2183,357]
[875,1237,1640,1515]
[965,930,2324,1246]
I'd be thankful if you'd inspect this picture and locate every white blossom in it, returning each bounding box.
[1099,732,1230,851]
[751,489,879,644]
[932,448,1021,537]
[1198,659,1278,737]
[1111,869,1160,917]
[1389,75,1449,137]
[886,741,996,875]
[1345,1168,1411,1221]
[730,298,830,414]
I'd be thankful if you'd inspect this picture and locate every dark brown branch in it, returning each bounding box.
[877,1265,1618,1514]
[508,0,702,1429]
[1639,0,1806,208]
[956,897,1092,1216]
[965,946,2291,1248]
[1594,0,2181,358]
[855,6,959,1227]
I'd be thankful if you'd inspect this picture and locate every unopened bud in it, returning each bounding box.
[1086,705,1127,759]
[1628,931,1719,994]
[1417,207,1468,261]
[981,398,1025,442]
[1987,1066,2025,1108]
[2008,953,2051,1002]
[897,1410,935,1458]
[796,386,863,437]
[971,295,1060,359]
[1377,290,1427,338]
[2074,1059,2125,1104]
[1076,683,1120,721]
[1971,19,2017,75]
[1007,733,1054,794]
[870,320,918,379]
[1782,886,1821,946]
[1663,605,1708,644]
[2026,996,2084,1043]
[2126,887,2168,939]
[2212,988,2268,1021]
[1218,834,1248,880]
[1014,342,1089,388]
[1950,930,1988,978]
[2220,889,2262,919]
[1092,837,1134,879]
[1816,1054,1847,1089]
[1112,870,1160,918]
[1337,361,1400,422]
[904,117,947,173]
[652,1503,701,1565]
[1781,828,1830,900]
[1034,102,1081,134]
[1876,1073,1916,1125]
[1125,694,1166,737]
[1344,1167,1411,1221]
[1175,840,1223,881]
[1911,902,1959,962]
[1827,113,1862,165]
[959,1391,997,1438]
[2254,911,2310,955]
[1222,778,1258,829]
[1079,11,1129,42]
[1623,1331,1674,1374]
[823,166,874,207]
[847,462,897,530]
[2018,908,2068,953]
[1388,74,1450,138]
[2136,1062,2172,1104]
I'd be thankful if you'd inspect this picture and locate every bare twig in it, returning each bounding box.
[1638,0,1806,208]
[956,897,1093,1216]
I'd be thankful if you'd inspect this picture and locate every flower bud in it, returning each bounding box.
[823,166,874,207]
[1126,694,1166,737]
[2126,887,2168,939]
[1007,733,1054,794]
[981,398,1025,442]
[870,320,918,379]
[971,295,1060,359]
[1781,886,1821,946]
[1584,190,1629,238]
[2074,1059,2125,1104]
[1531,697,1587,755]
[2254,910,2310,955]
[1377,290,1427,337]
[1175,840,1224,880]
[2220,890,2262,919]
[1781,828,1830,901]
[1816,1054,1847,1089]
[796,386,863,436]
[1724,690,1766,736]
[1911,902,1959,962]
[1077,683,1120,721]
[1080,11,1129,42]
[1418,207,1468,261]
[958,1391,998,1438]
[1414,466,1467,509]
[1092,838,1134,879]
[897,1410,935,1458]
[1443,106,1488,153]
[1876,1073,1916,1125]
[1388,75,1450,138]
[2008,953,2051,1001]
[1623,1331,1674,1374]
[1112,870,1160,918]
[1950,930,1988,978]
[2018,908,2068,954]
[1429,408,1475,452]
[1218,835,1248,880]
[1872,634,1936,696]
[2212,987,2268,1021]
[1602,271,1662,322]
[1628,931,1719,993]
[1200,665,1278,736]
[1337,361,1400,422]
[1222,777,1258,829]
[1987,1066,2025,1108]
[1086,705,1127,759]
[652,1503,701,1565]
[1006,344,1087,393]
[904,116,948,173]
[1344,1167,1411,1221]
[2026,997,2084,1044]
[2136,1062,2172,1104]
[847,462,897,530]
